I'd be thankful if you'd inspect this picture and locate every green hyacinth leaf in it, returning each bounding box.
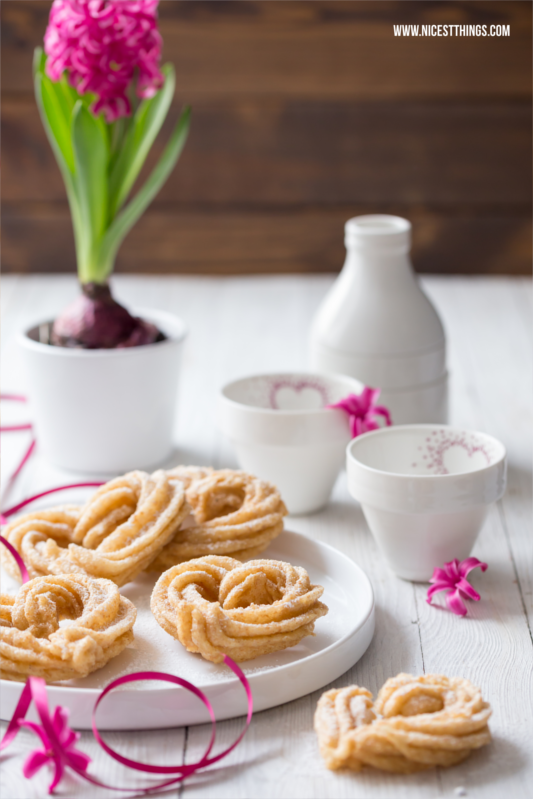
[33,48,86,274]
[59,71,80,112]
[33,46,46,73]
[108,63,176,218]
[99,105,191,280]
[72,101,110,282]
[34,49,75,175]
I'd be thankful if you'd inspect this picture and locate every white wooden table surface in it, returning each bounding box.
[1,274,532,799]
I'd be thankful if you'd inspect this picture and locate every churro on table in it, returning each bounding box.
[315,673,491,773]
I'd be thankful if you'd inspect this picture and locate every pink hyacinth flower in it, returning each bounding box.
[44,0,164,122]
[22,705,90,793]
[427,557,488,617]
[327,387,392,438]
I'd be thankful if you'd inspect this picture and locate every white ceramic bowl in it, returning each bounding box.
[219,372,364,514]
[18,308,187,473]
[346,425,507,581]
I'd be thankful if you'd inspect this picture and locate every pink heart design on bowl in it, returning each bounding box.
[418,431,494,475]
[269,380,328,411]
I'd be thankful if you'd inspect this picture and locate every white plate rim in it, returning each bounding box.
[1,531,375,723]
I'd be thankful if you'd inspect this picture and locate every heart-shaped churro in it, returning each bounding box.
[315,673,492,773]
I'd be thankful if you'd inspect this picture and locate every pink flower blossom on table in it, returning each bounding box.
[327,387,392,438]
[427,557,488,617]
[44,0,164,122]
[22,704,90,793]
[22,704,91,792]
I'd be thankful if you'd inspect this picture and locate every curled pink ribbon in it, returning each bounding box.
[0,394,37,503]
[327,386,392,438]
[1,661,253,795]
[0,395,102,517]
[0,534,30,583]
[0,469,254,794]
[1,482,105,522]
[427,557,488,616]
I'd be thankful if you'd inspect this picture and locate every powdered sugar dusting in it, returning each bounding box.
[0,532,365,694]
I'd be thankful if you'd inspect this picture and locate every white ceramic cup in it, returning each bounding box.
[219,372,364,514]
[346,424,507,581]
[18,308,187,474]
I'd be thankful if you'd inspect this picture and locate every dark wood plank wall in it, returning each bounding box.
[2,0,531,275]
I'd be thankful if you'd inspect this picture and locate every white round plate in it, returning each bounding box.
[0,531,374,730]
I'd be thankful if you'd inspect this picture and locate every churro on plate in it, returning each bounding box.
[150,468,287,569]
[0,574,136,682]
[151,555,328,663]
[2,470,189,587]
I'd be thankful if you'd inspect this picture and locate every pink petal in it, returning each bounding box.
[19,720,50,751]
[429,567,454,584]
[427,580,454,600]
[332,397,355,414]
[365,387,380,401]
[363,418,380,433]
[443,559,461,582]
[346,396,363,414]
[52,705,70,737]
[456,577,481,602]
[23,750,50,779]
[48,758,65,793]
[67,747,92,772]
[353,391,368,413]
[445,588,468,616]
[353,417,364,437]
[61,728,78,749]
[371,403,392,426]
[459,557,488,578]
[328,386,392,440]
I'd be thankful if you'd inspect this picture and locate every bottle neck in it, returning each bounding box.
[343,247,416,287]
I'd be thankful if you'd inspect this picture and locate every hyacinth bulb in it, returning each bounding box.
[51,284,161,348]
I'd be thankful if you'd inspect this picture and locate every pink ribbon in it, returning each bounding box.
[327,386,392,438]
[0,534,30,583]
[1,483,105,522]
[1,661,253,795]
[0,417,254,795]
[0,424,33,432]
[0,394,37,504]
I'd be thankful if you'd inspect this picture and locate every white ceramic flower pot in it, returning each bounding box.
[18,308,187,474]
[346,425,507,581]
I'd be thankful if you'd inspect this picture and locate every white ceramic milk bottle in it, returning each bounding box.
[309,215,448,424]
